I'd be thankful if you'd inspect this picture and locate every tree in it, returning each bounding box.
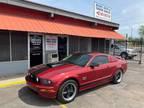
[139,25,144,38]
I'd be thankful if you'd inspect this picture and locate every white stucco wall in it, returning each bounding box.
[0,60,28,76]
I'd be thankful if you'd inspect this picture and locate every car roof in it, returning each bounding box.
[73,52,108,56]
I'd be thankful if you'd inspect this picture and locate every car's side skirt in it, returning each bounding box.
[79,77,112,92]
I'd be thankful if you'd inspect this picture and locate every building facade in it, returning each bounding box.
[0,0,124,76]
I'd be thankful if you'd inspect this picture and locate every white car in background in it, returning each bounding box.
[112,44,137,59]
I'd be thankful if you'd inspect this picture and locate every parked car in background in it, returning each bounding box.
[25,52,127,103]
[112,44,137,59]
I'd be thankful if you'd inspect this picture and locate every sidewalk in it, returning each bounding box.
[0,76,26,88]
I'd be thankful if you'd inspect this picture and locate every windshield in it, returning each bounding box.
[63,54,92,67]
[119,46,126,50]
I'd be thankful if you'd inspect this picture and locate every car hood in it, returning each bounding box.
[126,48,137,53]
[30,62,81,78]
[127,48,134,51]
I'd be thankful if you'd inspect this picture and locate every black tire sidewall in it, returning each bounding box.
[121,52,128,59]
[57,80,78,103]
[113,70,123,84]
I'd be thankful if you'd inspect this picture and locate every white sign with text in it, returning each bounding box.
[95,3,111,21]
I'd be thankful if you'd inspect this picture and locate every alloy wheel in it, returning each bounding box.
[62,83,77,101]
[116,71,123,83]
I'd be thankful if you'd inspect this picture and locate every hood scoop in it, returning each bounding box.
[46,62,65,68]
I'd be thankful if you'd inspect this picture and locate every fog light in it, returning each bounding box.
[40,89,48,92]
[36,77,39,82]
[40,79,52,85]
[40,89,55,93]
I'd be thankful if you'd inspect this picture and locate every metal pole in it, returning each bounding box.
[113,40,115,56]
[131,26,133,38]
[139,37,143,64]
[9,31,12,61]
[126,34,128,51]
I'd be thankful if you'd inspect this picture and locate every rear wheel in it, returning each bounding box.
[57,80,78,103]
[121,52,128,59]
[112,70,123,84]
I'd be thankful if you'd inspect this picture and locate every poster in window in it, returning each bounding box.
[46,36,58,51]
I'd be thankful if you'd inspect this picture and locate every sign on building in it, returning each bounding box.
[94,2,111,21]
[46,36,58,51]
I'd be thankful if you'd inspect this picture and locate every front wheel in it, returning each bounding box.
[112,70,123,84]
[57,80,78,103]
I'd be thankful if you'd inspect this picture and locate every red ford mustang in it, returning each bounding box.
[25,52,127,103]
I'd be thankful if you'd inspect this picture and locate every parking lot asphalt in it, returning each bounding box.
[0,61,144,108]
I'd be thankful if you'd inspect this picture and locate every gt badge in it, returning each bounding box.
[82,77,87,81]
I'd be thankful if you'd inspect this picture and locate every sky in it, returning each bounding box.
[32,0,144,38]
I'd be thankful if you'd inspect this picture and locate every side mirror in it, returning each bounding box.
[90,64,95,69]
[89,63,99,69]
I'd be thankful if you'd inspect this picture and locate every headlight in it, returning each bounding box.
[40,79,52,85]
[36,77,39,82]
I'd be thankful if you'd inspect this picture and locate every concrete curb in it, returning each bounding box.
[0,77,26,88]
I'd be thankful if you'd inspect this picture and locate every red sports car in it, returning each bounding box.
[25,52,127,103]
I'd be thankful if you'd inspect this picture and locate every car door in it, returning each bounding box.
[89,55,111,82]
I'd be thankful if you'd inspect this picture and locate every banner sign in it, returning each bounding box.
[95,3,111,21]
[46,36,58,51]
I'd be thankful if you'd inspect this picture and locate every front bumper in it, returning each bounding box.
[25,77,57,99]
[128,53,137,57]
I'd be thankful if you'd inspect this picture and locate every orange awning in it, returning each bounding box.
[0,12,124,39]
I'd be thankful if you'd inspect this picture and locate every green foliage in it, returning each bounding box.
[128,37,133,41]
[116,37,142,47]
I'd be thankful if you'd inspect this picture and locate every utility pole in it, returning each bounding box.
[139,37,143,64]
[130,26,133,38]
[126,34,128,51]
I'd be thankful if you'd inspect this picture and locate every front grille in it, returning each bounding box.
[26,67,48,84]
[26,73,40,84]
[31,74,37,83]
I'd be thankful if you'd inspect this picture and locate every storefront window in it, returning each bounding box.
[92,38,99,51]
[11,32,28,61]
[69,36,79,54]
[98,39,105,53]
[0,31,10,62]
[80,37,89,52]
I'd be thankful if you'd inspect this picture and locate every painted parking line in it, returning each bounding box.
[60,104,68,108]
[0,77,26,88]
[55,100,68,108]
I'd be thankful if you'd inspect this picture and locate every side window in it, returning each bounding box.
[114,45,119,49]
[90,55,109,66]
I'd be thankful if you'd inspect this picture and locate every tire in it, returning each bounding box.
[128,56,132,59]
[57,80,78,103]
[120,52,128,59]
[112,70,123,84]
